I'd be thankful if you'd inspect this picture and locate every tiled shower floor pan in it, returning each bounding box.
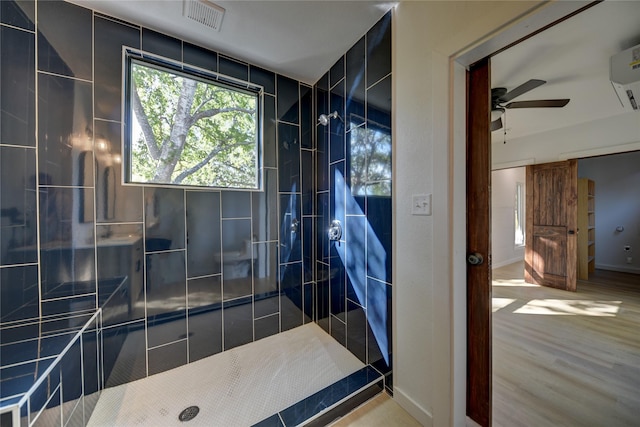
[88,323,365,426]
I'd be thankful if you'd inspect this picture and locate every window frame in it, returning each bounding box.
[514,181,525,247]
[122,48,264,191]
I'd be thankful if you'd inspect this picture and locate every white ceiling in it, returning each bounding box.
[491,1,640,144]
[68,0,393,85]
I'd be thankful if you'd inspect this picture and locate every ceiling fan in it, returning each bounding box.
[491,79,570,132]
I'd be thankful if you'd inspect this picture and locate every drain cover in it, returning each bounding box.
[179,406,200,422]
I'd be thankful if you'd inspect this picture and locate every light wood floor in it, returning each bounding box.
[492,262,640,427]
[329,393,422,427]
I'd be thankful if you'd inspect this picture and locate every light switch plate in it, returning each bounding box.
[412,194,432,216]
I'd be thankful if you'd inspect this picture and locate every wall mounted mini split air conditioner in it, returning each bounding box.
[610,43,640,110]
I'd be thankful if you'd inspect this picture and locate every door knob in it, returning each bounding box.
[467,253,484,265]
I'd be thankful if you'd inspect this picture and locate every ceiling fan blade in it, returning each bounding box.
[490,117,503,132]
[505,99,570,109]
[498,79,546,103]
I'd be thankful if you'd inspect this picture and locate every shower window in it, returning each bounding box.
[124,50,262,189]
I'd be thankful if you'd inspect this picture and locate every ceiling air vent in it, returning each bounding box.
[183,0,225,31]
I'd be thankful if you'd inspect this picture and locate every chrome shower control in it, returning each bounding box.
[328,220,342,241]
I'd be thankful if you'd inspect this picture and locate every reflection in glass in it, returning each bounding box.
[349,124,391,197]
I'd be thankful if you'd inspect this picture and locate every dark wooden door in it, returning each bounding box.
[466,57,492,427]
[525,160,578,291]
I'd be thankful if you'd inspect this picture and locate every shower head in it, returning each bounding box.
[318,111,342,126]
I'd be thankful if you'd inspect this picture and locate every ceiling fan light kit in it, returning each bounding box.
[490,79,570,133]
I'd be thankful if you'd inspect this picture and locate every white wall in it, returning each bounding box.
[578,151,640,274]
[393,2,548,426]
[492,112,640,169]
[491,167,526,268]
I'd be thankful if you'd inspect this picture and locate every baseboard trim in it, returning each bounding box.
[595,264,640,275]
[492,257,523,269]
[393,387,433,427]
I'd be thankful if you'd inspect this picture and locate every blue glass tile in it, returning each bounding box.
[82,325,101,396]
[303,282,314,324]
[329,161,346,233]
[94,16,140,121]
[329,242,345,320]
[0,26,35,147]
[96,225,144,326]
[278,366,382,427]
[0,359,55,400]
[346,301,367,363]
[317,72,329,92]
[300,85,313,149]
[60,340,82,417]
[103,321,146,387]
[251,414,284,427]
[316,192,329,262]
[367,75,392,135]
[254,294,279,320]
[346,37,366,130]
[148,340,187,376]
[366,279,391,369]
[254,314,279,341]
[142,28,182,61]
[316,135,328,192]
[144,187,185,251]
[0,149,37,267]
[301,150,314,216]
[329,81,345,163]
[316,262,330,333]
[252,168,277,242]
[29,364,60,422]
[280,262,303,332]
[250,65,275,95]
[145,250,186,321]
[38,74,93,187]
[0,331,73,367]
[222,191,251,218]
[277,123,300,193]
[279,193,301,264]
[331,315,346,346]
[186,191,221,278]
[147,310,187,349]
[253,242,278,314]
[345,215,366,305]
[263,95,277,168]
[316,86,328,128]
[221,219,252,300]
[0,264,38,323]
[367,11,392,86]
[1,0,35,30]
[223,297,253,350]
[38,186,96,298]
[42,294,95,317]
[330,55,345,88]
[183,42,217,72]
[94,120,143,223]
[277,76,298,124]
[188,299,222,362]
[37,0,92,80]
[366,194,392,283]
[302,217,314,283]
[219,55,248,81]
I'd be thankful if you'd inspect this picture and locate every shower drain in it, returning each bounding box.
[178,406,200,422]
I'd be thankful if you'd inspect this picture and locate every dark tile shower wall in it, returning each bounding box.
[314,11,393,391]
[0,0,314,416]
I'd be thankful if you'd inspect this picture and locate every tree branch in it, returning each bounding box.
[131,82,161,161]
[172,140,253,184]
[189,107,254,127]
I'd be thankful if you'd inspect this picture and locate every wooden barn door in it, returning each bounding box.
[525,160,578,291]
